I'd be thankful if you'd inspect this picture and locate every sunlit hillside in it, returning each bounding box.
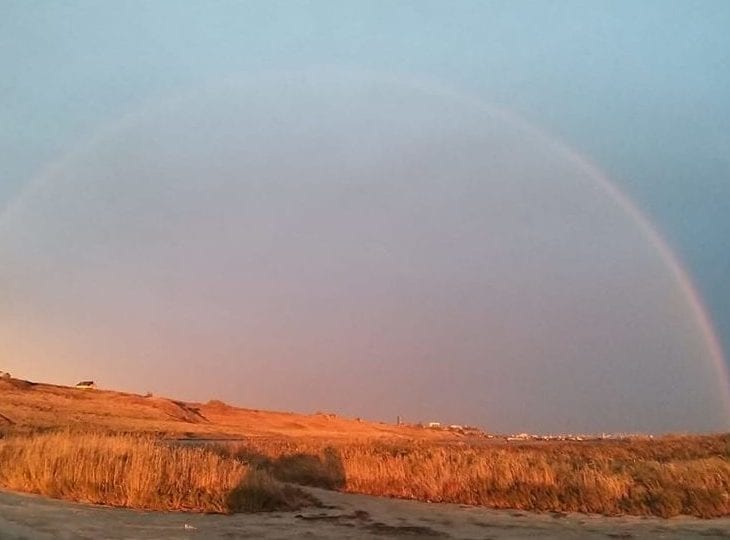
[1,376,728,518]
[0,376,460,441]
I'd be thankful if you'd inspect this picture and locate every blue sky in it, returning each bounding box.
[2,1,729,432]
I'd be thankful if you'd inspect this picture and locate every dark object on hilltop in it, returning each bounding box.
[75,381,96,389]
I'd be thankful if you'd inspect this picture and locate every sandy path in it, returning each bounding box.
[0,488,728,539]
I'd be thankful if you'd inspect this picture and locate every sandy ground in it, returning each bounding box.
[1,488,728,540]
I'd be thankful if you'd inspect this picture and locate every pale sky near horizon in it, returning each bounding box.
[2,1,730,433]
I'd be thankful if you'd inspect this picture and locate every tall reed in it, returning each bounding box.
[231,435,730,517]
[0,431,313,513]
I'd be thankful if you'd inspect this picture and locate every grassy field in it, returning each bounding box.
[0,431,726,517]
[229,435,730,518]
[0,377,450,441]
[0,377,728,517]
[0,431,313,513]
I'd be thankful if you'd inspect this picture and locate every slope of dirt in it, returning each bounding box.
[0,378,461,441]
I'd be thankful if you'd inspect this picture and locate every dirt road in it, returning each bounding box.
[1,488,728,539]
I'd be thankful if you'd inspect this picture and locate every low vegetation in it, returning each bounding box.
[230,435,730,518]
[1,379,727,518]
[0,431,314,513]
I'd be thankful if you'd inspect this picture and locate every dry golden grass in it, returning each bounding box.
[230,435,730,518]
[0,377,448,441]
[0,431,314,513]
[2,378,728,518]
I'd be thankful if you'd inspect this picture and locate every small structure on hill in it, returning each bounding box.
[75,380,96,389]
[0,371,10,380]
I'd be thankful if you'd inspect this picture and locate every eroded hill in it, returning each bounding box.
[0,377,459,440]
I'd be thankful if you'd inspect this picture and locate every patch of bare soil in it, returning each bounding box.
[1,487,729,539]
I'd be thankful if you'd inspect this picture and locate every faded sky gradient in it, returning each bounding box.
[2,2,729,433]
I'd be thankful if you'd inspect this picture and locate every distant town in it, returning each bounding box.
[414,420,655,442]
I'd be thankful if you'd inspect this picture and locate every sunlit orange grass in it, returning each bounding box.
[0,431,313,513]
[231,435,730,518]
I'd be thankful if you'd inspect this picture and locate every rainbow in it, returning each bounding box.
[422,78,730,422]
[2,72,729,422]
